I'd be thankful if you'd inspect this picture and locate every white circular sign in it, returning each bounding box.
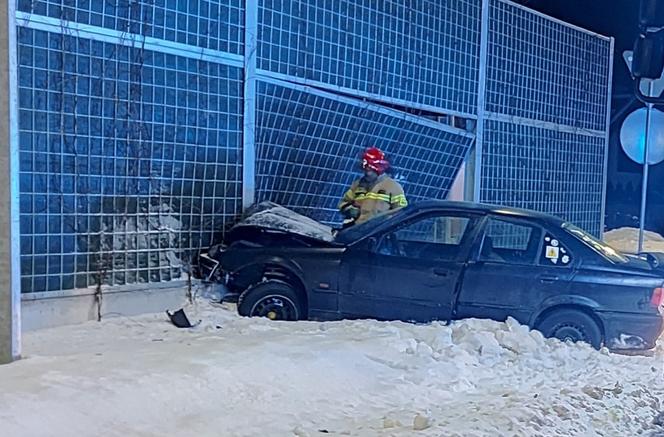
[620,107,664,165]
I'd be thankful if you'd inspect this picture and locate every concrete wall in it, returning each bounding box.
[21,282,189,331]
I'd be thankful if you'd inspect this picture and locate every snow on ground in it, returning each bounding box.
[0,299,663,437]
[604,228,664,254]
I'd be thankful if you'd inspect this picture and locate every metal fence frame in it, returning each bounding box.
[11,0,613,296]
[475,0,613,236]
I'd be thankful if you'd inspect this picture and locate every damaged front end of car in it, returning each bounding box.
[198,243,241,303]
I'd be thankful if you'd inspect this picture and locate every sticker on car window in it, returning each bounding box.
[542,234,571,266]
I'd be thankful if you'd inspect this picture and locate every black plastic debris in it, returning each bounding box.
[166,308,193,328]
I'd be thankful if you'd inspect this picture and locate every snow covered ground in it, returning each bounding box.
[604,228,664,254]
[1,299,663,437]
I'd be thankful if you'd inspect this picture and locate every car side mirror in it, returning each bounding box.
[367,237,379,252]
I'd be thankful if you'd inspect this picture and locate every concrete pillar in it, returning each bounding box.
[0,0,21,364]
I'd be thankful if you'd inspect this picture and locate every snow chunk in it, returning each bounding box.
[582,385,604,400]
[413,414,431,431]
[495,318,541,354]
[383,417,401,429]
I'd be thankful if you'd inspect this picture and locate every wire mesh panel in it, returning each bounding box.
[396,216,471,245]
[484,217,533,250]
[254,80,474,225]
[17,0,244,54]
[480,120,606,236]
[481,216,541,264]
[17,26,243,293]
[485,0,612,131]
[13,0,615,296]
[257,0,481,116]
[479,0,612,236]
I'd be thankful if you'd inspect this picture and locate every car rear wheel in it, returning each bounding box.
[237,280,302,321]
[536,308,602,349]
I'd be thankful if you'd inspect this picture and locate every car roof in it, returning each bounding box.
[405,200,566,226]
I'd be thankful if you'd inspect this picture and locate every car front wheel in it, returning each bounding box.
[237,280,302,321]
[536,308,603,349]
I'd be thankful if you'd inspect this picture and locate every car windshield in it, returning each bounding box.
[335,208,404,244]
[562,223,629,264]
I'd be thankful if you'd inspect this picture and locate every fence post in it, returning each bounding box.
[0,0,21,364]
[242,0,258,209]
[600,38,615,237]
[473,0,491,203]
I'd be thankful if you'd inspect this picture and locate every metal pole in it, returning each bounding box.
[599,38,615,236]
[0,0,20,364]
[242,0,258,209]
[473,0,490,203]
[638,81,654,253]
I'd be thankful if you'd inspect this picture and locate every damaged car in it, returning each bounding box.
[200,201,664,351]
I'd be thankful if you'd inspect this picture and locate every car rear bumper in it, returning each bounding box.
[600,311,664,350]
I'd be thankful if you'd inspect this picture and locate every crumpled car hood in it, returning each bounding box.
[233,201,335,243]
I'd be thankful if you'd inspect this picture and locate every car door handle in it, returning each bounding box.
[539,274,559,284]
[432,268,449,277]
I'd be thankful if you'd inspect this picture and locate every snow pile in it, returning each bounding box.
[1,301,662,436]
[236,201,335,242]
[604,227,664,254]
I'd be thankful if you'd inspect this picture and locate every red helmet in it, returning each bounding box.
[362,147,389,174]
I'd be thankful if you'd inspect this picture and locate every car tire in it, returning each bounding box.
[237,280,302,321]
[536,308,603,349]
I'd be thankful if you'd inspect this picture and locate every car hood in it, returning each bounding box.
[231,201,336,243]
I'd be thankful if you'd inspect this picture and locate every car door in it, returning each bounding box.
[456,216,575,324]
[339,212,481,322]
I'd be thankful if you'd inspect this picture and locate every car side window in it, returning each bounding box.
[539,233,573,266]
[480,217,542,265]
[377,214,472,261]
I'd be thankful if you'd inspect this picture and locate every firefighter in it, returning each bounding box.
[338,147,408,227]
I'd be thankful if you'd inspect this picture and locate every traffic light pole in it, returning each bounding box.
[638,81,655,253]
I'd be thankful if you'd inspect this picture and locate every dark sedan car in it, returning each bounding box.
[200,201,664,351]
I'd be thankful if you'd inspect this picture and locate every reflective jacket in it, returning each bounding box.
[338,174,407,225]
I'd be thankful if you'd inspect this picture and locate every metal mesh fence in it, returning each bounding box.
[17,0,244,54]
[254,80,474,225]
[13,0,612,294]
[484,217,533,250]
[396,216,470,245]
[17,26,243,293]
[480,120,606,236]
[485,0,611,131]
[257,0,481,116]
[479,0,612,236]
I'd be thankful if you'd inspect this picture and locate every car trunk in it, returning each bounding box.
[637,252,664,276]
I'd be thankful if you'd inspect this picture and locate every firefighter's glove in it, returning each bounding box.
[341,203,360,220]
